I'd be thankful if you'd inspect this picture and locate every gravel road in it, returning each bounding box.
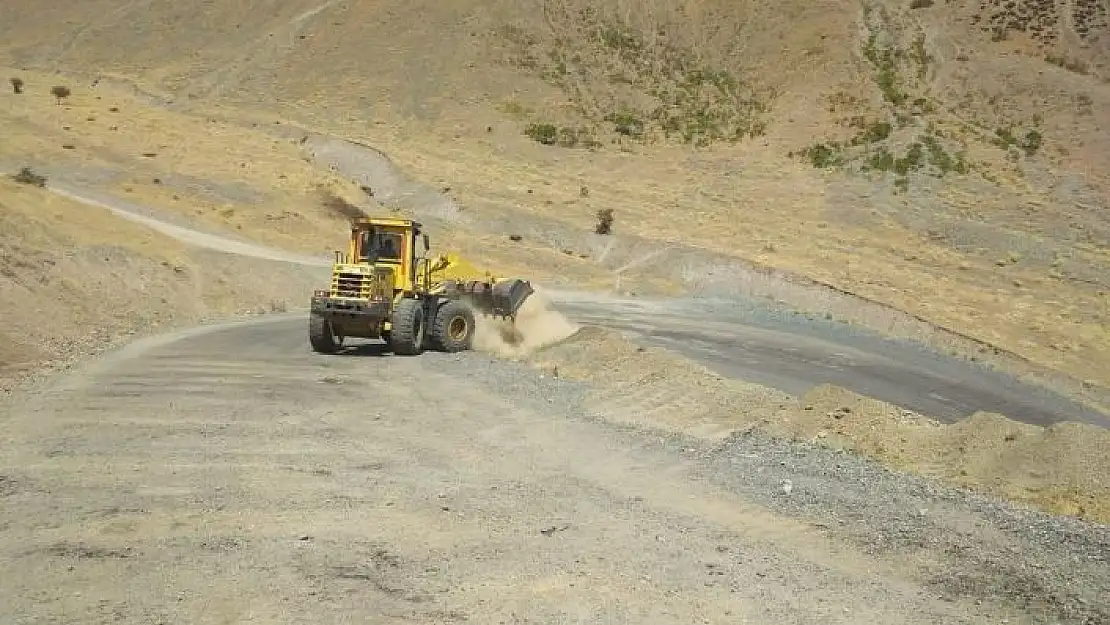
[1,315,1106,624]
[37,174,1109,429]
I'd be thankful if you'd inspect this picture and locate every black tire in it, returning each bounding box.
[390,298,425,356]
[430,299,476,352]
[309,312,339,354]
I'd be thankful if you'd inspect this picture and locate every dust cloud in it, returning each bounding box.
[472,290,580,359]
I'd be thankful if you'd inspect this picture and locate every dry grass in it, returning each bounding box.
[0,176,321,391]
[0,69,365,255]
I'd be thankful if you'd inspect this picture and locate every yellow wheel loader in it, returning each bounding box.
[308,216,534,355]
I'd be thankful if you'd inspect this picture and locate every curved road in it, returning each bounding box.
[548,292,1110,428]
[46,181,1109,429]
[2,314,1106,623]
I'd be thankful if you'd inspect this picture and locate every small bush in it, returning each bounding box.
[10,77,23,94]
[893,142,925,175]
[992,126,1042,157]
[802,143,844,168]
[524,122,599,149]
[12,166,47,187]
[922,135,968,174]
[604,110,645,138]
[1045,55,1088,75]
[910,0,934,8]
[1021,130,1043,156]
[852,120,893,145]
[595,208,614,235]
[51,85,71,104]
[525,123,559,145]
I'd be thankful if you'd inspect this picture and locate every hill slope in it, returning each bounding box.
[1,0,1108,408]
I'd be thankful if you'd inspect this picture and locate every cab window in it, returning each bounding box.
[358,228,404,262]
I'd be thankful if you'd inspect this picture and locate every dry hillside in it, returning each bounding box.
[0,174,330,392]
[0,0,1108,411]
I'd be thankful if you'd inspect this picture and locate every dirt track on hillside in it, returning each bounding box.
[37,160,1107,429]
[2,144,1106,622]
[1,315,1107,624]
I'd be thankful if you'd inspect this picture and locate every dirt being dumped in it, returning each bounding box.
[471,290,581,359]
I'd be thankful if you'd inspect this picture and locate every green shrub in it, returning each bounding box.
[11,166,47,187]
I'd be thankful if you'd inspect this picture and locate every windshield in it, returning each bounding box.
[358,228,403,262]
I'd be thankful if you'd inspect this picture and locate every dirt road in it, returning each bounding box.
[1,315,1106,624]
[32,175,1109,429]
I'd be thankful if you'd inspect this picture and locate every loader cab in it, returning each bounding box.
[347,218,430,293]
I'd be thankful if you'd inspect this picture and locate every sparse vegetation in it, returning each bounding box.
[50,85,71,104]
[992,126,1043,156]
[595,208,614,235]
[604,110,645,139]
[10,77,23,94]
[973,0,1062,47]
[851,119,893,145]
[797,143,845,169]
[499,4,774,148]
[1045,54,1089,75]
[863,31,907,106]
[793,8,1024,189]
[793,119,969,188]
[523,122,600,149]
[11,166,46,187]
[922,134,969,174]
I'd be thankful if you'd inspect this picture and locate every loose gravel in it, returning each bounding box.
[435,350,1110,625]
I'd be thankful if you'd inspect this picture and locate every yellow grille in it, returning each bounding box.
[331,270,371,299]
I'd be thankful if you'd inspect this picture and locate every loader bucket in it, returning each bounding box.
[492,278,534,319]
[451,278,534,320]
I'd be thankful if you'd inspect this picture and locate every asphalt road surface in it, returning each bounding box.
[1,315,1106,624]
[549,293,1110,429]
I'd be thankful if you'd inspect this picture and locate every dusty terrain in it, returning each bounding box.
[0,176,325,392]
[2,0,1108,412]
[1,0,1110,622]
[1,314,1107,625]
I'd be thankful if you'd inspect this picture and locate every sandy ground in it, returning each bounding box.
[0,176,327,393]
[2,64,1107,417]
[0,314,1106,625]
[6,132,1109,528]
[0,38,1107,622]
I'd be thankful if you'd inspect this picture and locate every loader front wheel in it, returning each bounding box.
[390,298,425,356]
[308,312,340,354]
[431,300,476,352]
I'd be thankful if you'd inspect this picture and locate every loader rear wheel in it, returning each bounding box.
[308,312,339,354]
[431,300,475,353]
[390,298,425,356]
